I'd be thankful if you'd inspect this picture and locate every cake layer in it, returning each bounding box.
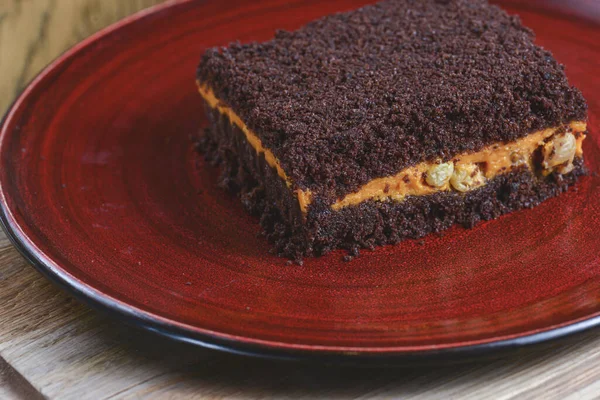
[201,105,307,260]
[200,105,587,260]
[197,0,588,201]
[199,84,586,213]
[199,84,313,212]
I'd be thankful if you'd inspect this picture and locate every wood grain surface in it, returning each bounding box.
[2,1,600,399]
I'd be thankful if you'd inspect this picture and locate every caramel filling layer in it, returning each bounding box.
[198,83,586,213]
[334,122,586,210]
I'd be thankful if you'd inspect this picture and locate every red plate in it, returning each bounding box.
[1,0,600,362]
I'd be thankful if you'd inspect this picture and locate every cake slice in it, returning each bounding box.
[196,0,588,261]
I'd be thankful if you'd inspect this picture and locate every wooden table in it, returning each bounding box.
[2,1,600,398]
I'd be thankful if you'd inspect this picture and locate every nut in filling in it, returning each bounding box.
[426,162,454,188]
[510,150,528,167]
[450,163,486,192]
[541,131,577,174]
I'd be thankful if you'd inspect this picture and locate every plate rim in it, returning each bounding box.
[1,0,600,363]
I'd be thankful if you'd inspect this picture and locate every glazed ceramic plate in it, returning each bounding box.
[1,0,600,363]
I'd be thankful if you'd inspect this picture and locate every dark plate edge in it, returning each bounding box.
[3,210,600,365]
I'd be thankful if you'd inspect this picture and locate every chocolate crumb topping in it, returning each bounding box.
[197,0,587,202]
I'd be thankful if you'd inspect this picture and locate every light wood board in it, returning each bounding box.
[2,1,600,399]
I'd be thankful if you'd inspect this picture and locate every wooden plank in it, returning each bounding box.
[2,1,600,399]
[0,0,166,114]
[0,357,44,400]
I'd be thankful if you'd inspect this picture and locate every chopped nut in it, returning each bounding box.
[450,163,486,192]
[426,162,454,188]
[559,162,575,174]
[510,150,527,167]
[542,132,576,173]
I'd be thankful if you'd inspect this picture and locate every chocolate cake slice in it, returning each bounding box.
[196,0,588,261]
